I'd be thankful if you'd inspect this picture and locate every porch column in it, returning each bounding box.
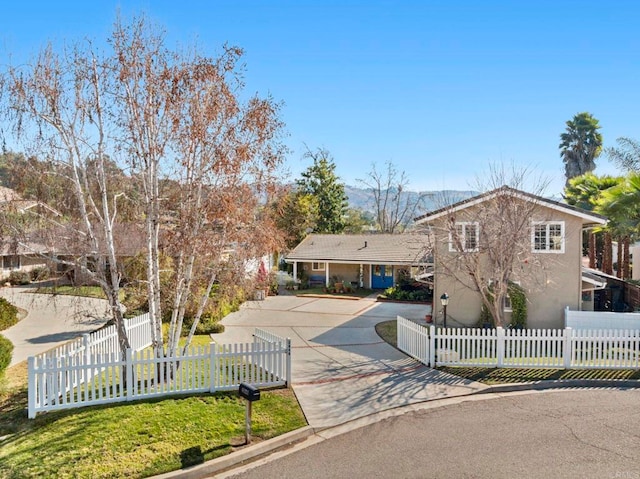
[293,262,297,281]
[359,264,363,288]
[325,263,330,287]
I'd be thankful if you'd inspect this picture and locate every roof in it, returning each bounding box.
[414,185,607,227]
[0,241,49,256]
[285,234,432,265]
[581,267,608,289]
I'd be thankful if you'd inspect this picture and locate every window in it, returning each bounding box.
[312,262,325,271]
[532,221,564,253]
[503,281,521,311]
[449,222,479,252]
[2,255,20,271]
[487,279,520,312]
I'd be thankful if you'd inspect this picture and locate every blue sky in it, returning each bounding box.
[1,1,639,196]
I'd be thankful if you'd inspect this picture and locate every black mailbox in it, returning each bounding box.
[239,383,260,402]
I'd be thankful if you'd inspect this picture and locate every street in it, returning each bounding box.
[221,389,640,479]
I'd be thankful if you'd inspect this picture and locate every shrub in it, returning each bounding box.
[508,283,527,329]
[0,334,13,374]
[0,297,19,331]
[8,270,30,285]
[30,266,50,281]
[382,284,431,302]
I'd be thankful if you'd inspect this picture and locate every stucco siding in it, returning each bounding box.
[430,201,585,329]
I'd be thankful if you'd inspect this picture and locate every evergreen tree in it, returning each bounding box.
[296,148,347,234]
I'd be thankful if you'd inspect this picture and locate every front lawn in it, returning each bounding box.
[34,284,122,301]
[0,357,306,478]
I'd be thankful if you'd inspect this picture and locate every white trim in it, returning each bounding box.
[531,221,565,254]
[449,222,479,252]
[415,189,607,225]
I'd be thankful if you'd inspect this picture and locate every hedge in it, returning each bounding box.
[0,297,19,331]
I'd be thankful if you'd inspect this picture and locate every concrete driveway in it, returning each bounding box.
[216,295,487,428]
[0,286,111,366]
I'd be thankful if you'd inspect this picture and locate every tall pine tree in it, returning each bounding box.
[296,148,347,234]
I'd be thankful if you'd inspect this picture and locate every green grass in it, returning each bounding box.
[375,320,397,348]
[0,347,306,478]
[34,285,120,301]
[438,366,640,384]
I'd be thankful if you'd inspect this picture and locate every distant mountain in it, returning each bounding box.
[344,185,478,218]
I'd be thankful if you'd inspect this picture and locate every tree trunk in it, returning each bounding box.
[616,237,623,278]
[588,231,596,268]
[603,232,613,275]
[623,236,631,280]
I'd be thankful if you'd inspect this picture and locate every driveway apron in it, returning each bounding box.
[217,296,487,429]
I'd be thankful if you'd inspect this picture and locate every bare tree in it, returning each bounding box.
[0,15,287,360]
[2,39,132,355]
[430,165,552,327]
[358,161,424,233]
[111,18,286,356]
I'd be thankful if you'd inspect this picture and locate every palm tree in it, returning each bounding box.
[597,173,640,279]
[560,112,603,185]
[607,137,640,172]
[564,173,620,269]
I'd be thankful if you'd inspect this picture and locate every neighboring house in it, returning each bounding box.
[0,186,61,281]
[414,186,607,329]
[285,234,432,289]
[1,241,52,281]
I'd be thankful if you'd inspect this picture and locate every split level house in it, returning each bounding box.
[414,186,608,329]
[279,186,610,329]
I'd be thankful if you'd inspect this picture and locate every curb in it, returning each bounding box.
[476,378,640,394]
[149,426,315,479]
[151,379,640,478]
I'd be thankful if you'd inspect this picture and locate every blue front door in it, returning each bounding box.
[372,265,394,289]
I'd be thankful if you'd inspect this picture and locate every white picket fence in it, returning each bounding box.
[397,315,640,370]
[28,328,291,418]
[565,307,640,331]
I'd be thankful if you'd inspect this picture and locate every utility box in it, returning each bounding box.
[239,383,261,402]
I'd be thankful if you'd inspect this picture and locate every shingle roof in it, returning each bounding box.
[414,185,607,226]
[286,234,432,265]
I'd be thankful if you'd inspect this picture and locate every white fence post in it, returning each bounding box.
[286,338,292,387]
[429,325,436,367]
[209,343,217,393]
[126,349,134,400]
[27,356,37,419]
[496,327,505,367]
[563,327,572,369]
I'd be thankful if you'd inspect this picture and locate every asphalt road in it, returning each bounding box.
[221,389,640,479]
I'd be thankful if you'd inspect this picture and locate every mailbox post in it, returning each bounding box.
[239,383,261,444]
